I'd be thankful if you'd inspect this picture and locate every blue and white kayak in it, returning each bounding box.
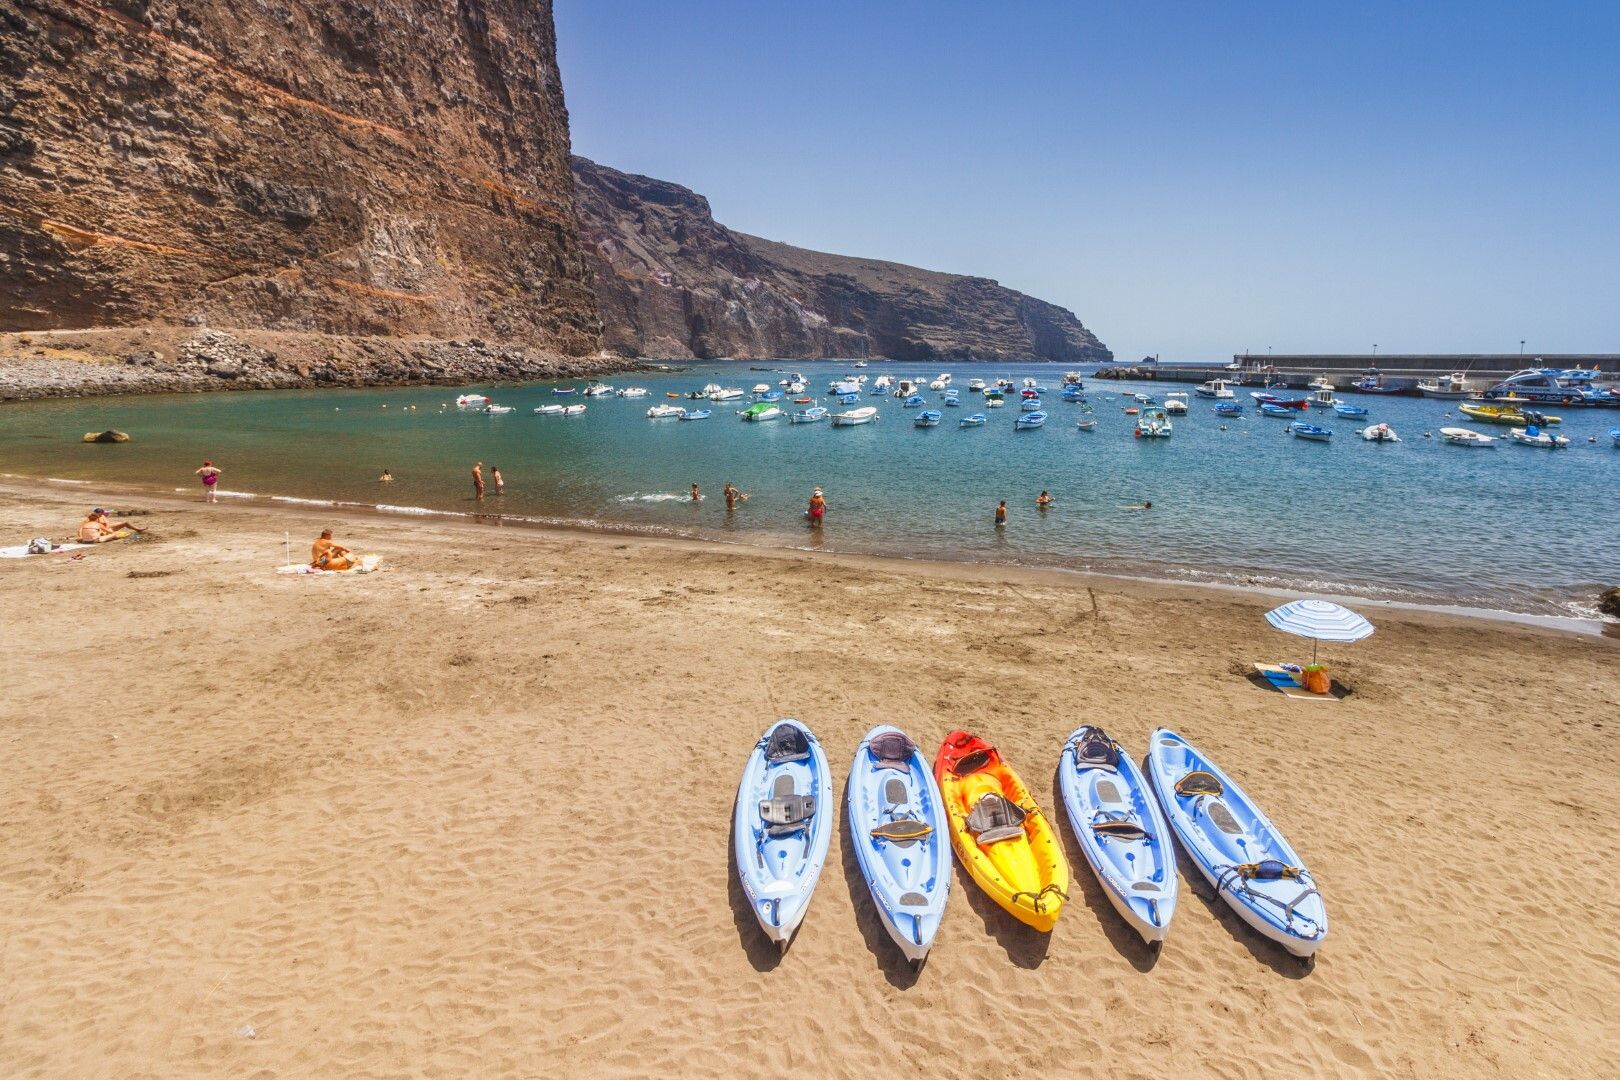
[1147,728,1327,957]
[847,725,952,963]
[1059,727,1178,944]
[1014,411,1046,430]
[734,719,834,951]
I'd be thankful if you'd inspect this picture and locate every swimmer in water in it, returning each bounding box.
[723,482,749,510]
[995,500,1008,527]
[807,487,827,525]
[379,469,394,482]
[1036,491,1053,509]
[691,482,702,502]
[1121,501,1153,510]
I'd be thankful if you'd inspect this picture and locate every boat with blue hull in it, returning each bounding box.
[734,720,834,951]
[790,406,827,424]
[1290,421,1333,442]
[1332,402,1368,419]
[959,413,986,428]
[1215,402,1243,417]
[1147,729,1327,958]
[1059,727,1178,945]
[846,726,952,964]
[914,410,942,427]
[1014,411,1046,430]
[679,409,711,421]
[1260,403,1295,418]
[902,394,926,408]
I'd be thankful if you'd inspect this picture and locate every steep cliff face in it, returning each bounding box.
[572,157,1109,363]
[0,0,599,353]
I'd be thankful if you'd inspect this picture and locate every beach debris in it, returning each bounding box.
[82,430,130,443]
[237,1023,256,1040]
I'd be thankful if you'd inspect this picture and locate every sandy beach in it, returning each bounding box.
[2,479,1617,1078]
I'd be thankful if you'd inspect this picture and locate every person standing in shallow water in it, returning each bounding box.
[472,462,484,501]
[995,500,1008,527]
[807,487,827,526]
[492,466,504,496]
[195,461,221,503]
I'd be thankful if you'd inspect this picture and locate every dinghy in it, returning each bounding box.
[533,403,565,415]
[1332,402,1368,419]
[1076,418,1097,431]
[551,387,578,396]
[482,404,513,415]
[934,731,1069,932]
[902,394,927,408]
[1059,727,1178,944]
[455,393,490,408]
[560,404,586,416]
[1439,426,1495,447]
[583,383,615,397]
[734,720,833,950]
[1508,426,1569,448]
[1289,421,1332,442]
[646,404,685,419]
[1014,411,1046,430]
[1215,402,1243,417]
[847,726,952,964]
[617,387,650,398]
[1147,729,1327,958]
[1260,403,1296,418]
[1360,423,1399,442]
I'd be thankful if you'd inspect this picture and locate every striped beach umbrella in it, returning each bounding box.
[1264,599,1375,663]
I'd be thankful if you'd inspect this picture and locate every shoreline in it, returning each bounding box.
[6,474,1612,641]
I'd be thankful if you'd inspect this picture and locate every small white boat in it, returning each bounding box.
[985,396,1004,408]
[873,375,894,390]
[709,387,745,401]
[778,372,806,388]
[853,360,868,368]
[1360,423,1399,442]
[1014,410,1046,430]
[1062,371,1084,386]
[1194,379,1235,399]
[482,404,513,415]
[752,383,772,394]
[1440,427,1496,447]
[1508,426,1569,448]
[561,404,586,416]
[790,406,828,424]
[1163,392,1189,414]
[583,383,614,397]
[830,406,879,426]
[455,393,491,408]
[680,409,711,421]
[740,402,783,422]
[895,379,920,398]
[1308,376,1336,392]
[1076,418,1097,431]
[646,405,686,419]
[1309,389,1340,409]
[617,387,650,398]
[533,403,566,415]
[787,381,806,394]
[1023,377,1039,389]
[1418,372,1472,399]
[967,377,986,392]
[928,373,952,391]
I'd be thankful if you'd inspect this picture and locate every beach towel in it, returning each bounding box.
[277,554,383,575]
[1252,663,1340,702]
[0,542,93,559]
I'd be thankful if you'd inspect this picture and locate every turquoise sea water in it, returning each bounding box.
[4,361,1617,619]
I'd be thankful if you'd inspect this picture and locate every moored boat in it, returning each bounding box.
[532,403,565,415]
[1418,372,1472,398]
[1459,402,1561,426]
[583,383,614,397]
[902,394,926,408]
[1020,397,1044,412]
[679,409,711,421]
[1135,406,1173,438]
[560,403,586,416]
[455,393,490,408]
[1360,422,1399,442]
[959,413,987,428]
[1439,426,1495,447]
[740,402,783,422]
[646,404,685,419]
[1251,391,1309,409]
[1333,402,1369,419]
[1260,402,1296,418]
[1163,392,1189,414]
[1309,388,1340,409]
[914,410,942,427]
[1480,367,1613,406]
[830,406,879,426]
[1075,418,1097,431]
[1014,410,1047,430]
[928,374,953,391]
[1215,402,1243,417]
[482,404,513,415]
[1508,426,1569,448]
[552,387,577,396]
[1289,421,1333,441]
[1195,378,1235,399]
[616,387,649,398]
[708,387,746,401]
[790,406,828,424]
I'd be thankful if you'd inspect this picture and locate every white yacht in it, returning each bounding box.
[1418,372,1472,399]
[967,377,986,392]
[708,387,745,401]
[1194,378,1235,399]
[929,373,953,391]
[1163,392,1189,414]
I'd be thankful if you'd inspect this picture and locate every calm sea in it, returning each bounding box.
[4,361,1617,621]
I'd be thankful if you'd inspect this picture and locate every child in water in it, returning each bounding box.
[995,500,1008,526]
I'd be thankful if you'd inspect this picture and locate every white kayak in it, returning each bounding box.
[1058,727,1178,944]
[846,726,951,964]
[1148,728,1327,958]
[734,719,833,951]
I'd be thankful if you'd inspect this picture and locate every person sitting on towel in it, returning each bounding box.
[310,529,355,571]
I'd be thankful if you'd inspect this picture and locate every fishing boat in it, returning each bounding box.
[740,402,783,422]
[914,410,942,428]
[1352,375,1406,395]
[551,387,577,396]
[455,393,491,408]
[901,394,926,408]
[1289,421,1333,442]
[1458,402,1561,426]
[708,387,746,401]
[1250,391,1309,409]
[646,404,685,419]
[1215,402,1243,417]
[759,390,784,402]
[1417,372,1472,399]
[1308,375,1336,392]
[1309,388,1340,409]
[1062,371,1084,386]
[482,404,513,415]
[1439,426,1496,447]
[1076,418,1097,431]
[1014,411,1046,430]
[1059,727,1178,945]
[896,379,920,398]
[1260,402,1295,418]
[616,387,649,398]
[1332,402,1368,419]
[1194,378,1235,399]
[928,374,952,391]
[1163,392,1189,414]
[1360,422,1399,442]
[1480,367,1614,406]
[1508,426,1569,448]
[532,403,566,415]
[959,413,987,428]
[560,403,586,416]
[830,406,879,426]
[790,406,828,424]
[1134,407,1172,438]
[1020,397,1044,412]
[967,377,986,392]
[942,389,961,406]
[583,383,614,397]
[680,409,711,421]
[836,393,860,405]
[734,720,833,951]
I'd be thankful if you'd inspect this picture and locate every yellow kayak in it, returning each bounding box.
[935,731,1069,931]
[1459,402,1562,425]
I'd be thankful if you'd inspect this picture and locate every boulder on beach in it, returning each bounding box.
[83,430,130,443]
[1599,587,1620,619]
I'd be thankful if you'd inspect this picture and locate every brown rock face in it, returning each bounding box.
[572,156,1110,363]
[0,0,599,353]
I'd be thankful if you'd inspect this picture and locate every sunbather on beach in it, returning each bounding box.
[78,509,144,541]
[311,529,355,571]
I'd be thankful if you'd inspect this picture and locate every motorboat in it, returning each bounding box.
[853,360,868,367]
[646,404,685,418]
[740,402,783,422]
[583,383,614,397]
[914,410,942,427]
[790,406,828,424]
[1215,402,1243,417]
[1195,379,1235,399]
[1418,372,1472,399]
[708,387,746,401]
[1123,406,1140,416]
[752,383,772,395]
[759,390,784,402]
[959,413,987,428]
[835,392,859,406]
[1260,403,1295,418]
[1021,397,1044,412]
[1062,371,1084,386]
[787,381,807,394]
[666,392,683,398]
[778,372,806,388]
[552,387,577,396]
[482,404,513,415]
[1333,402,1369,419]
[1021,388,1041,399]
[1014,410,1046,430]
[1133,393,1155,404]
[902,394,926,408]
[1440,427,1496,447]
[1352,376,1406,395]
[1458,402,1561,426]
[1163,392,1189,414]
[793,395,814,405]
[830,406,879,426]
[1308,376,1336,392]
[1480,367,1615,406]
[1309,389,1340,409]
[533,403,566,415]
[896,379,920,397]
[455,393,491,408]
[616,387,649,398]
[1289,421,1333,442]
[943,392,961,406]
[1134,407,1172,438]
[1612,428,1620,448]
[680,409,711,421]
[560,403,586,416]
[967,377,986,392]
[873,375,894,390]
[1076,418,1097,431]
[831,380,863,397]
[929,374,952,391]
[1360,423,1399,442]
[1250,391,1308,409]
[985,396,1005,408]
[1508,426,1569,448]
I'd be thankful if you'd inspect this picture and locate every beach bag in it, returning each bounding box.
[1302,666,1330,695]
[27,538,53,554]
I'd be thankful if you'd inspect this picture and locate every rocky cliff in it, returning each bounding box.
[572,156,1109,363]
[0,0,599,353]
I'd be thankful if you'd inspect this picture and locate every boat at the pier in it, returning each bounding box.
[1195,378,1235,399]
[1458,402,1560,426]
[1417,373,1472,399]
[1480,368,1615,406]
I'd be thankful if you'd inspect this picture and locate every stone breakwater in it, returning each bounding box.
[0,328,643,403]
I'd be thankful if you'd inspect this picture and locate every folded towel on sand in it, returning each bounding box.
[0,542,94,559]
[277,554,383,575]
[1253,662,1339,701]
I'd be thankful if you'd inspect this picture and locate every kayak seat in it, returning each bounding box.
[871,818,932,844]
[1207,799,1243,836]
[883,777,909,808]
[868,731,917,772]
[954,749,993,776]
[966,792,1027,845]
[1094,779,1124,806]
[1091,811,1150,842]
[1076,729,1119,769]
[765,724,811,764]
[760,772,815,836]
[1175,770,1223,798]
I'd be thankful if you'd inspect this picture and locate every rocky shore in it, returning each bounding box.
[0,327,645,403]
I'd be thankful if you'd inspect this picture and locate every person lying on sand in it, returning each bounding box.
[311,529,356,571]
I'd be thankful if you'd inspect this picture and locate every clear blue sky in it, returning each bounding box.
[556,1,1619,361]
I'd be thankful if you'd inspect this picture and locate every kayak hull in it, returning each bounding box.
[734,719,834,947]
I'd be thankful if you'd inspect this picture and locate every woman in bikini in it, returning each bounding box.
[807,487,827,526]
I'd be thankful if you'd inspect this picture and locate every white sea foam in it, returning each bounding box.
[375,503,469,518]
[45,478,92,485]
[616,493,691,503]
[271,496,339,507]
